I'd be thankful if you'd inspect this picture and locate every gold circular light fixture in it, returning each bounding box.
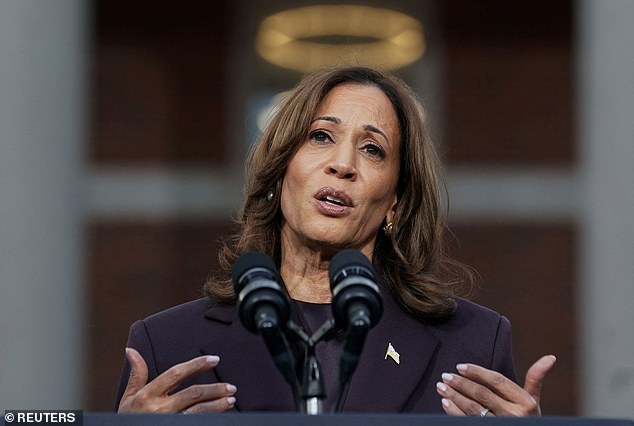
[255,5,425,72]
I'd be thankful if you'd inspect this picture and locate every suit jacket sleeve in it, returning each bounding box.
[114,320,160,410]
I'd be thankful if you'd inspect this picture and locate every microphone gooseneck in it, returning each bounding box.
[232,252,300,410]
[328,249,383,412]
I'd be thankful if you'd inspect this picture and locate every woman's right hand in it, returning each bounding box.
[118,347,237,414]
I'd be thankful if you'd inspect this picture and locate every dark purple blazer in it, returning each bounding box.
[115,290,516,413]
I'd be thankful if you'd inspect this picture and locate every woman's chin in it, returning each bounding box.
[281,220,375,253]
[303,232,373,254]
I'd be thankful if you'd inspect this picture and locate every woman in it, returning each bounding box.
[116,66,556,415]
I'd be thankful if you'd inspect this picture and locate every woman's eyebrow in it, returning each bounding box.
[312,116,388,141]
[363,124,388,142]
[311,115,340,124]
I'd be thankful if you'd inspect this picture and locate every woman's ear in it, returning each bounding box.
[386,194,398,224]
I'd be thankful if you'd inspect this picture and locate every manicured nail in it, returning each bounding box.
[436,382,447,392]
[456,363,468,373]
[226,384,237,393]
[441,398,450,408]
[206,355,220,363]
[124,347,135,359]
[227,397,236,406]
[441,373,454,382]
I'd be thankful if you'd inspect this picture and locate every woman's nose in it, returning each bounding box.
[325,143,357,180]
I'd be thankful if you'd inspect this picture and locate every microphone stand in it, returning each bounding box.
[259,311,369,414]
[286,319,336,415]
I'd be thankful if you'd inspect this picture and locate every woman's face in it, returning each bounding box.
[280,83,401,257]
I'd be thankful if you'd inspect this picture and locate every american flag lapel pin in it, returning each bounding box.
[385,342,400,364]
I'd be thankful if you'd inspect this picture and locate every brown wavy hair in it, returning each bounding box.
[204,66,474,319]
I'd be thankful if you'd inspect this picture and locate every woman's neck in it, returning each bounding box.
[280,250,332,303]
[279,233,335,303]
[279,224,376,304]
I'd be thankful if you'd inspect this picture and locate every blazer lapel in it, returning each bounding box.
[201,303,296,411]
[342,290,440,412]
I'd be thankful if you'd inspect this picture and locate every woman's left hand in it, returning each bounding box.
[436,354,557,417]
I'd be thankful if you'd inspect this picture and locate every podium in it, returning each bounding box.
[85,413,634,426]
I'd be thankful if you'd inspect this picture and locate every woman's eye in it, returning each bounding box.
[362,143,385,159]
[309,130,331,144]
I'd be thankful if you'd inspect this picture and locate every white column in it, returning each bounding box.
[0,0,85,408]
[578,0,634,418]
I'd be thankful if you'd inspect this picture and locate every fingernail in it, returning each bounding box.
[436,382,447,392]
[124,347,134,359]
[206,355,220,363]
[227,397,236,406]
[441,373,454,382]
[441,398,450,408]
[226,384,237,393]
[456,363,468,373]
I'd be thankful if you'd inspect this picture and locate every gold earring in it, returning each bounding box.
[383,222,393,236]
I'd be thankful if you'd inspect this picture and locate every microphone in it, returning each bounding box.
[328,249,383,412]
[232,252,300,409]
[232,252,289,333]
[329,249,383,330]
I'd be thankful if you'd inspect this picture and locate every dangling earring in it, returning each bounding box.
[383,221,394,236]
[266,191,274,201]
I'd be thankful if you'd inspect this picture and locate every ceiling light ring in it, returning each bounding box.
[256,5,425,72]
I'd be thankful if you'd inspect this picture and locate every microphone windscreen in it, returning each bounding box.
[232,252,278,291]
[328,249,374,287]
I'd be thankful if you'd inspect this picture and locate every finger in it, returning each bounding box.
[145,355,220,396]
[182,395,237,414]
[171,383,237,412]
[454,363,519,400]
[436,377,495,416]
[440,397,467,416]
[524,355,557,404]
[122,347,149,398]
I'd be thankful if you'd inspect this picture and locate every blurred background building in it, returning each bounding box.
[1,0,633,418]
